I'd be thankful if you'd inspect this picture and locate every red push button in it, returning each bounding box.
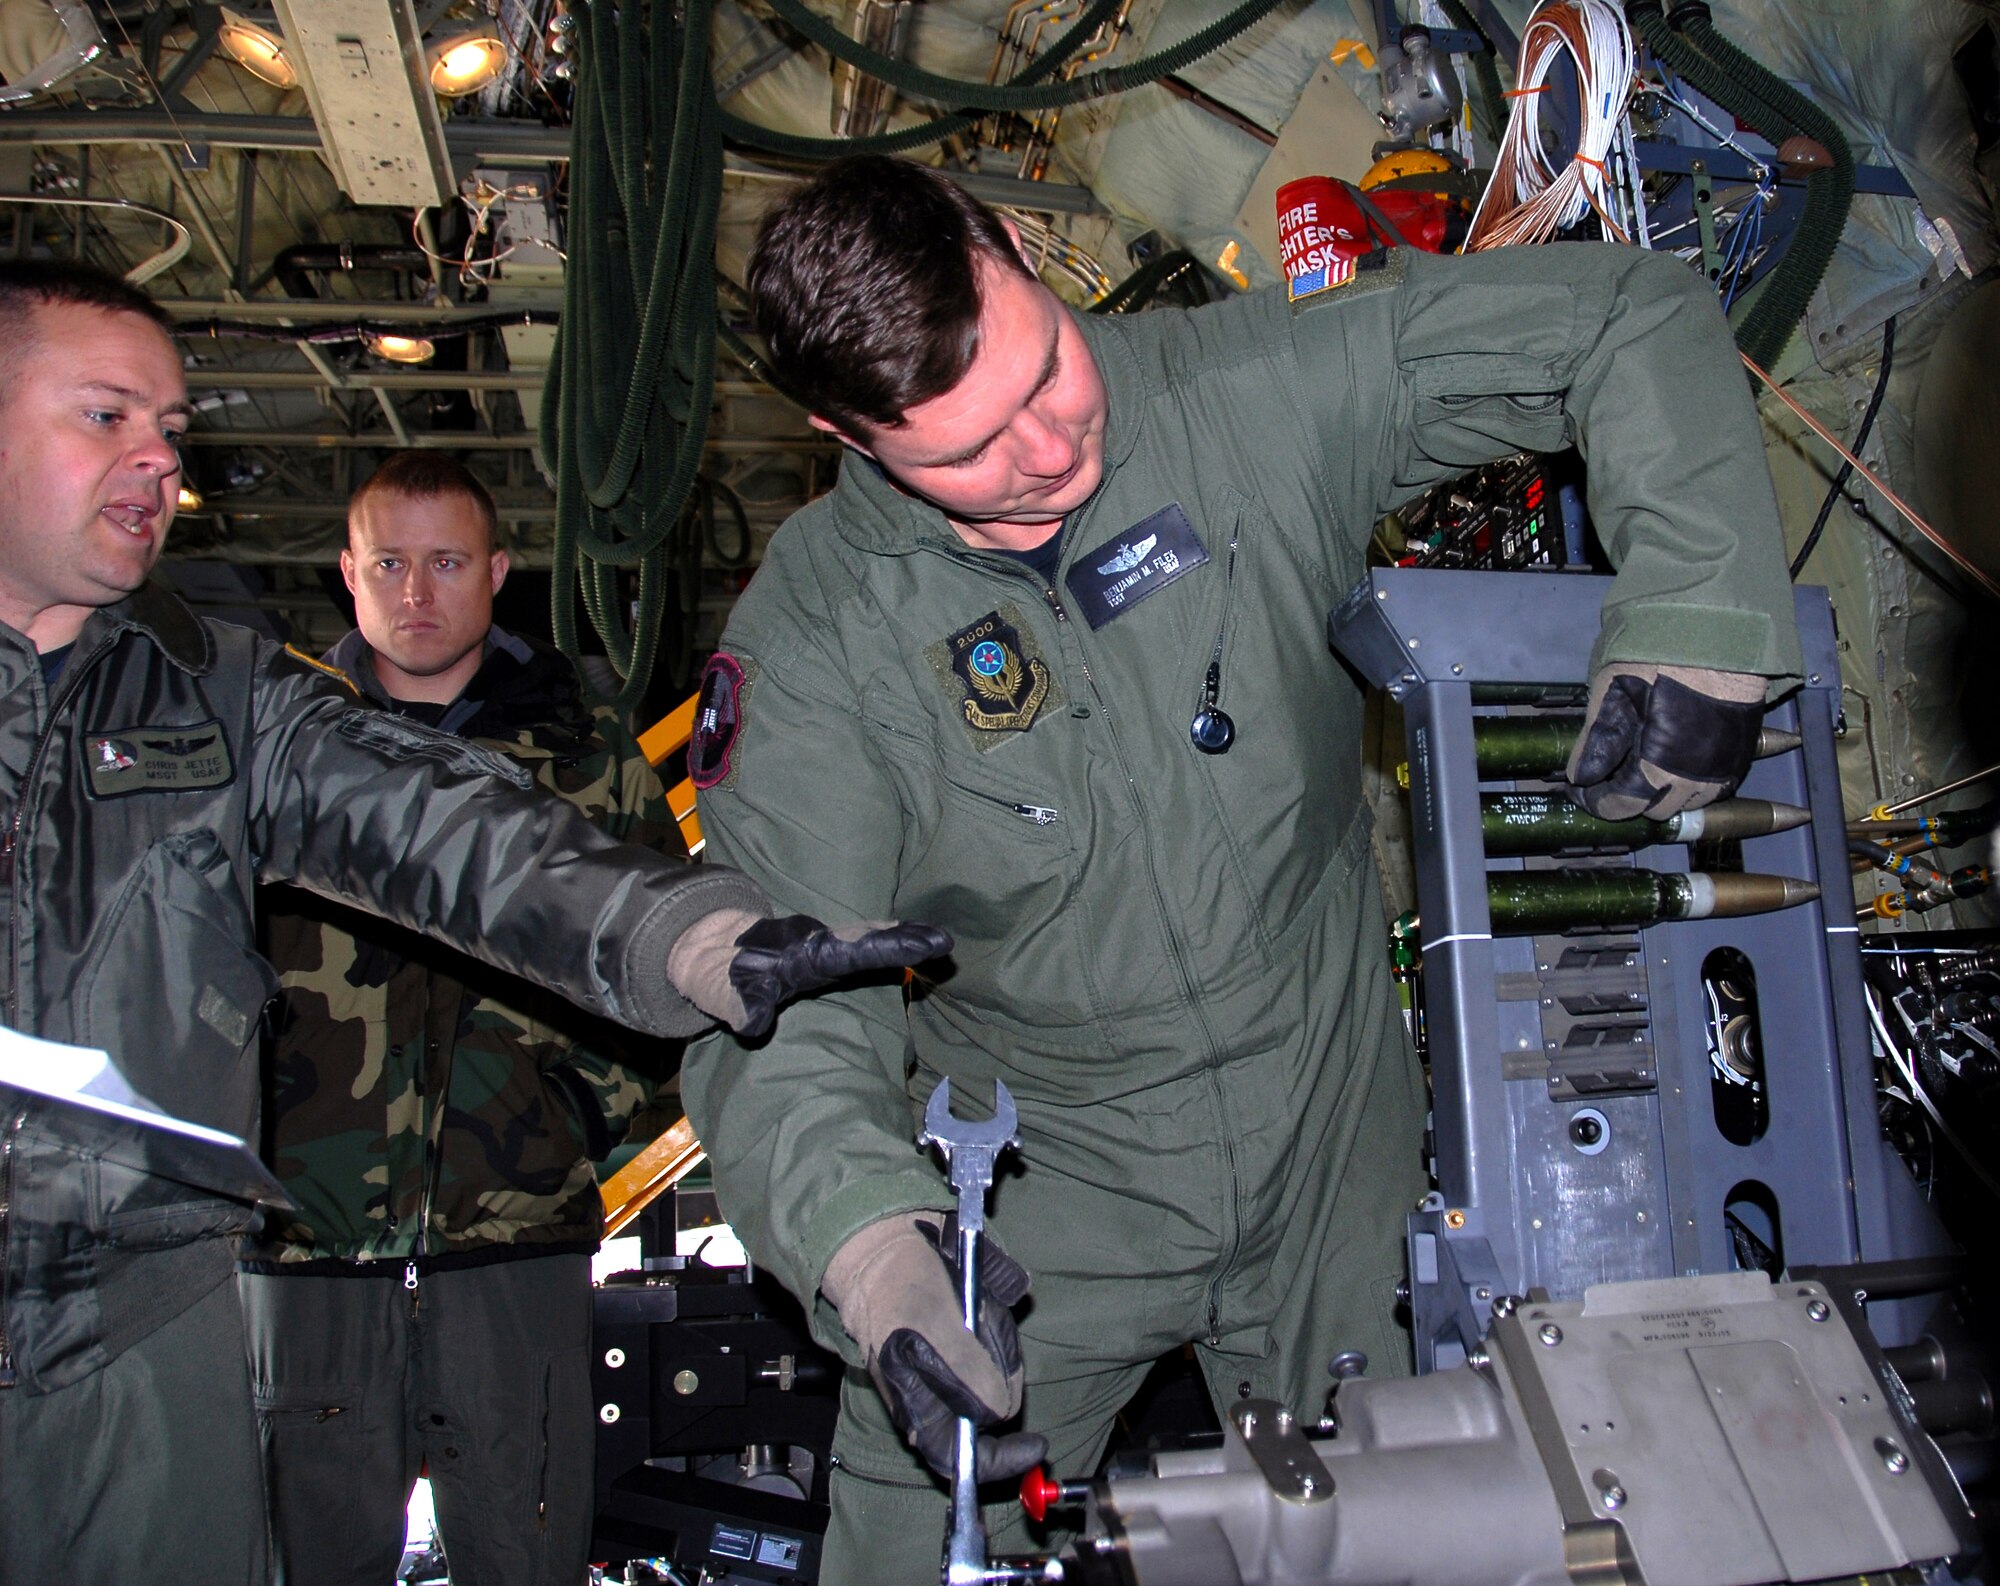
[1020,1466,1062,1523]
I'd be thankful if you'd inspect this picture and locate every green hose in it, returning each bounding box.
[1625,0,1853,372]
[1435,0,1508,151]
[543,0,723,710]
[756,0,1290,115]
[720,0,1123,160]
[1089,249,1206,313]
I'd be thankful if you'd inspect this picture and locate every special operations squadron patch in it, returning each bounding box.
[925,606,1062,750]
[690,651,753,791]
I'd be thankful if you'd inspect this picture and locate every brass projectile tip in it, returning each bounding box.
[1670,799,1813,843]
[1684,871,1822,919]
[1754,727,1804,760]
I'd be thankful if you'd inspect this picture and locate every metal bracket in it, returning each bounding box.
[1228,1400,1335,1504]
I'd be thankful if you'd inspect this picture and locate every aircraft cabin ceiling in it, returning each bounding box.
[2,0,1997,838]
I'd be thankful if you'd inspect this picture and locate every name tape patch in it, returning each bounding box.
[1064,503,1209,631]
[86,719,234,798]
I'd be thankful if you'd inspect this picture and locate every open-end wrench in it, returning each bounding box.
[919,1076,1023,1586]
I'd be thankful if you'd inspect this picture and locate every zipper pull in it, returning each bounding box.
[1,831,13,888]
[1042,588,1068,622]
[1012,804,1059,826]
[403,1260,419,1292]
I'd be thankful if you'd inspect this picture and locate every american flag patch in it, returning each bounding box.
[1287,255,1357,301]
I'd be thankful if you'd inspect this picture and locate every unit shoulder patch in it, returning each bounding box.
[924,606,1062,750]
[85,718,235,797]
[690,651,754,792]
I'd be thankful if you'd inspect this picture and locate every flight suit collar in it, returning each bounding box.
[79,582,217,676]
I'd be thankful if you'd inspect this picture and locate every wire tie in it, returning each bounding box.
[1575,154,1609,175]
[1503,85,1549,96]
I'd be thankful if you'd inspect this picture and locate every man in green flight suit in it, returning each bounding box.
[681,156,1803,1585]
[238,452,678,1586]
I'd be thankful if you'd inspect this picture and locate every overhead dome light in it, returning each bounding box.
[176,483,205,512]
[366,332,437,365]
[217,9,297,90]
[426,25,508,97]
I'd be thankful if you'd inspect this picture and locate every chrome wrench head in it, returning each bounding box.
[921,1076,1021,1164]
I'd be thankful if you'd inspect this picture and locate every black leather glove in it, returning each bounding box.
[821,1212,1046,1483]
[668,910,953,1039]
[1566,663,1769,821]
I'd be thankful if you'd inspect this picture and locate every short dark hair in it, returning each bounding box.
[348,450,499,548]
[0,259,174,395]
[745,156,1033,435]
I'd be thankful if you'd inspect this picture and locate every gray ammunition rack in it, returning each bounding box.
[1327,570,1955,1370]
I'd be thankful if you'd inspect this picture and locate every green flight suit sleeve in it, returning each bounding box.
[1292,242,1803,690]
[680,609,954,1362]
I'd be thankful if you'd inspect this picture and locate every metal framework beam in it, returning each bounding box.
[182,429,835,454]
[163,297,547,323]
[0,113,1103,211]
[185,369,780,395]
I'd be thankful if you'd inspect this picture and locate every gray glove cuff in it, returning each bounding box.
[1655,662,1768,705]
[665,907,763,1030]
[821,1210,1018,1417]
[821,1210,930,1362]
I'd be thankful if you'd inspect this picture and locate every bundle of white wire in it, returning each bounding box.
[1466,0,1637,251]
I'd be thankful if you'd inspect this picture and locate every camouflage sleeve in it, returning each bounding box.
[538,704,684,1149]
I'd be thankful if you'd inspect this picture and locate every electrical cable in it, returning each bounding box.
[1466,0,1636,251]
[1849,837,1946,889]
[1742,348,2000,603]
[1865,983,2000,1202]
[1790,315,1894,580]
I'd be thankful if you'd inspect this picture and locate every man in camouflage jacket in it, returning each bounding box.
[237,452,678,1586]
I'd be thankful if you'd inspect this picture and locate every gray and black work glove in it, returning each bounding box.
[1566,663,1769,822]
[821,1211,1047,1483]
[668,909,952,1040]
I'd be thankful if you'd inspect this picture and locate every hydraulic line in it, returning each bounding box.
[1089,249,1204,314]
[755,0,1291,115]
[719,0,1124,160]
[1624,0,1853,372]
[542,0,722,709]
